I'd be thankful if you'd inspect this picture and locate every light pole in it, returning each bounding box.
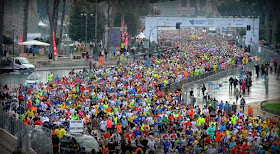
[81,13,93,71]
[80,13,93,45]
[12,25,14,57]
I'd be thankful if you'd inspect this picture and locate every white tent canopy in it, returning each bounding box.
[38,21,47,27]
[19,40,50,46]
[136,32,145,39]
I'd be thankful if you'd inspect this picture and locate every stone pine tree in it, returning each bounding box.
[46,0,60,60]
[23,0,31,53]
[58,0,66,44]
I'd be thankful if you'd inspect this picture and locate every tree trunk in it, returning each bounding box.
[265,4,271,43]
[0,0,4,57]
[59,0,66,44]
[53,0,60,34]
[23,0,30,53]
[271,13,279,46]
[106,2,116,52]
[46,0,60,60]
[46,0,53,60]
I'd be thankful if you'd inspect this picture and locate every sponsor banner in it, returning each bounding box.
[69,120,84,133]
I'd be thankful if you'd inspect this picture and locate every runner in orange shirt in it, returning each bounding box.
[115,122,122,134]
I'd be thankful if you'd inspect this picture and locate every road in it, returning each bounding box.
[0,53,156,89]
[0,69,82,89]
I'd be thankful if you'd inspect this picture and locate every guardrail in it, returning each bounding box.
[165,62,254,93]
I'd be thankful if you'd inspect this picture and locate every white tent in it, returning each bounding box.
[19,40,50,46]
[68,41,81,47]
[136,32,145,39]
[38,21,47,28]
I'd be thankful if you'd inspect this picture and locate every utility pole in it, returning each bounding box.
[81,12,93,71]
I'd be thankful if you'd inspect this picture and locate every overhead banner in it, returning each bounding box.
[146,17,257,28]
[145,17,259,46]
[19,35,25,57]
[52,31,58,57]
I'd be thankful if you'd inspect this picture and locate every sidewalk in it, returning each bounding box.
[189,69,280,115]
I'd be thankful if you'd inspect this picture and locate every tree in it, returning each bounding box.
[0,0,4,57]
[46,0,61,59]
[58,0,66,44]
[270,0,280,45]
[23,0,31,43]
[264,2,271,43]
[68,0,105,42]
[105,0,117,52]
[3,35,13,45]
[85,0,160,51]
[218,0,280,44]
[104,0,154,51]
[114,11,140,35]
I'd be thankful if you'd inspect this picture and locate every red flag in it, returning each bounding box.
[125,36,128,50]
[19,35,25,57]
[52,31,58,57]
[122,18,124,36]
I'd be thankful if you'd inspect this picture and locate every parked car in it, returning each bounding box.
[25,73,42,85]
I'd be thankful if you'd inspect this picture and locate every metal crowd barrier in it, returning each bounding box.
[0,104,53,154]
[175,62,254,103]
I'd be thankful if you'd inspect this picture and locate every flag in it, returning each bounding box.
[122,18,124,36]
[125,36,128,50]
[98,56,102,66]
[19,35,25,57]
[52,31,58,57]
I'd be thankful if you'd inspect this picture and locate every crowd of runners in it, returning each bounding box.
[0,28,279,154]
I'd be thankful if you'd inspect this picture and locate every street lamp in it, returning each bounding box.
[13,25,14,57]
[81,13,93,71]
[80,13,93,45]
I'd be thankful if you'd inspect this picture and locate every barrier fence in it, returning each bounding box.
[0,104,53,154]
